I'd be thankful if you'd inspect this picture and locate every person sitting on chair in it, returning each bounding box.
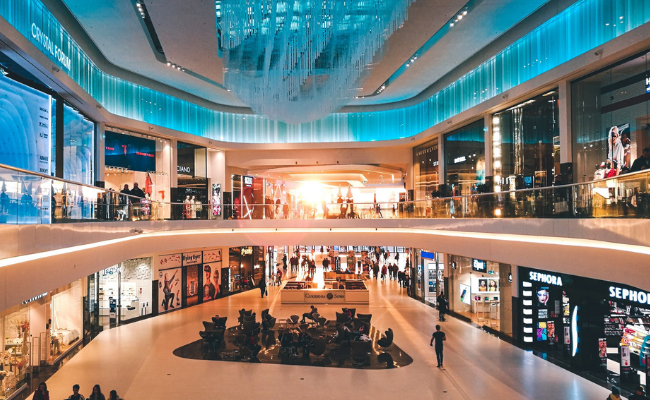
[301,305,318,323]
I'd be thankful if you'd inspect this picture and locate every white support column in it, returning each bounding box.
[558,80,572,164]
[170,139,178,189]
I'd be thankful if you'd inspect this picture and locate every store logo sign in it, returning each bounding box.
[23,292,47,304]
[177,165,191,174]
[609,286,650,305]
[454,156,466,164]
[31,24,71,70]
[472,259,486,272]
[646,77,650,93]
[528,271,563,286]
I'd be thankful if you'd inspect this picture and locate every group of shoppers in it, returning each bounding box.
[32,383,121,400]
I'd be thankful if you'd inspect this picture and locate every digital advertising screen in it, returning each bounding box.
[459,283,471,305]
[105,131,156,172]
[0,75,51,175]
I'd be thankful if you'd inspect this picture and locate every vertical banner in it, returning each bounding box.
[158,267,181,313]
[620,345,631,372]
[599,338,607,367]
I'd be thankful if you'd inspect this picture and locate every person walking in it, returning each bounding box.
[108,391,121,400]
[607,386,622,400]
[437,293,448,322]
[430,324,447,368]
[259,276,267,298]
[66,384,85,400]
[88,384,106,400]
[629,386,649,400]
[32,383,49,400]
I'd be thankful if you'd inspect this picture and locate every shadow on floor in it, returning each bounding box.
[173,322,413,370]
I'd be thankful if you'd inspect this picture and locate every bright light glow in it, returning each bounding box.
[523,318,533,324]
[571,306,579,356]
[494,208,502,217]
[524,337,533,343]
[493,161,501,169]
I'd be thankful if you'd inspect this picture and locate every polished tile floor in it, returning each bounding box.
[44,277,609,400]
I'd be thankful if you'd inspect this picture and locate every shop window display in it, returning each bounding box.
[48,281,83,364]
[448,255,501,329]
[413,139,440,203]
[0,305,30,399]
[519,267,650,391]
[492,91,560,191]
[444,120,485,196]
[572,51,650,182]
[97,258,153,325]
[104,129,171,220]
[175,142,208,219]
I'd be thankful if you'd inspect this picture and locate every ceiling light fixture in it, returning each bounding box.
[218,0,414,123]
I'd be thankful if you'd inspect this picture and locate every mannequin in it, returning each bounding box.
[190,196,197,219]
[183,196,191,219]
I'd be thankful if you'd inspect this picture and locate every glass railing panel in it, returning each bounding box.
[0,163,649,224]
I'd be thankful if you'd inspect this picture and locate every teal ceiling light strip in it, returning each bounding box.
[0,0,648,143]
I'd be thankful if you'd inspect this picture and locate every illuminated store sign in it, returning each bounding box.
[31,23,71,71]
[528,271,563,286]
[609,286,650,305]
[646,77,650,93]
[22,292,47,304]
[472,259,486,272]
[454,156,466,164]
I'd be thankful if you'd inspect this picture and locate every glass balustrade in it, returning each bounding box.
[0,163,648,224]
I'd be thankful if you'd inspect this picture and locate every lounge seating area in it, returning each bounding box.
[176,308,411,369]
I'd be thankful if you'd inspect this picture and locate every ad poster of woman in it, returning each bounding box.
[607,123,631,173]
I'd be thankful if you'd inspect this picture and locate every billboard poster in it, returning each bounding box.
[158,267,181,313]
[0,75,51,176]
[185,265,199,307]
[202,262,222,301]
[599,338,607,367]
[157,254,182,270]
[606,123,631,171]
[621,345,631,372]
[203,249,222,263]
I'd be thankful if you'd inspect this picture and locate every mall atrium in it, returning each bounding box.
[0,0,650,399]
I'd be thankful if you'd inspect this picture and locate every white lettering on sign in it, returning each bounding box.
[609,286,650,305]
[454,156,466,164]
[528,271,563,286]
[177,166,191,174]
[31,24,71,70]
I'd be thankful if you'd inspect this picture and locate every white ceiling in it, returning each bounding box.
[60,0,556,113]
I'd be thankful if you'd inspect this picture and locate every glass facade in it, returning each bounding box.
[1,0,648,143]
[492,91,560,192]
[63,104,94,185]
[444,120,485,196]
[573,51,650,182]
[413,139,440,200]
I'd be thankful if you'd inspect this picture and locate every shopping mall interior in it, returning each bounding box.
[1,0,650,399]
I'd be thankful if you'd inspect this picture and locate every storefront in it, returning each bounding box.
[518,267,649,390]
[0,63,97,224]
[492,91,560,191]
[175,141,208,219]
[227,246,265,294]
[446,255,513,333]
[0,280,84,399]
[572,50,650,183]
[413,139,440,201]
[412,250,443,305]
[444,120,486,196]
[91,258,154,328]
[103,128,171,220]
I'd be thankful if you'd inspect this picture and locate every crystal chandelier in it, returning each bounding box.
[217,0,413,124]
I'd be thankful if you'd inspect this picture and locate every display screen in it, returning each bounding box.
[105,131,156,172]
[472,259,487,272]
[0,75,51,175]
[459,283,471,305]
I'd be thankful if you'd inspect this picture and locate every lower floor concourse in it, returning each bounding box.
[40,276,609,400]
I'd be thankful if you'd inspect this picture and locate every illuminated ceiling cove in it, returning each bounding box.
[218,0,414,123]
